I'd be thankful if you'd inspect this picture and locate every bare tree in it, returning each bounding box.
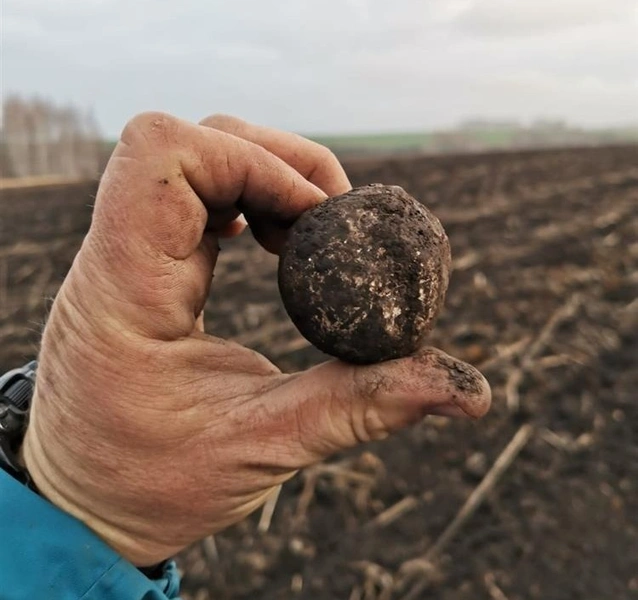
[1,95,103,179]
[2,96,32,177]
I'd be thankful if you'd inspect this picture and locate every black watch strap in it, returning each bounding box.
[0,361,39,492]
[0,433,39,492]
[137,561,170,579]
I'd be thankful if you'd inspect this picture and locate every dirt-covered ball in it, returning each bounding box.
[278,184,451,364]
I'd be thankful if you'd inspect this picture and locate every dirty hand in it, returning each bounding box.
[22,113,491,566]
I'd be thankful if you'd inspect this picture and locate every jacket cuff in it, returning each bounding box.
[0,469,181,599]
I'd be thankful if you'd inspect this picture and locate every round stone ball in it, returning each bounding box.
[278,184,451,364]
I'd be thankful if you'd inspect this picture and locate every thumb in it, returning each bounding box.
[266,347,491,467]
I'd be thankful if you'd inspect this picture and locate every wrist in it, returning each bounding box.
[2,358,178,572]
[21,410,167,568]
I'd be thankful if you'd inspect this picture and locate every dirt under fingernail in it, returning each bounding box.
[434,353,484,395]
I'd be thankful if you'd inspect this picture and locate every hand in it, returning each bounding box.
[22,113,491,566]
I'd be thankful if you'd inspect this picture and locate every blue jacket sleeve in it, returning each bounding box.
[0,470,181,600]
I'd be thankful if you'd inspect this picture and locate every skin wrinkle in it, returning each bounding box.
[155,195,208,262]
[304,153,322,183]
[181,252,216,315]
[194,135,238,203]
[42,323,187,435]
[73,434,211,536]
[362,405,391,442]
[293,400,317,464]
[145,179,206,260]
[223,141,249,201]
[225,153,233,179]
[86,262,196,340]
[52,287,128,363]
[71,265,187,342]
[346,393,372,446]
[187,335,279,374]
[90,207,173,270]
[236,406,304,475]
[28,409,134,521]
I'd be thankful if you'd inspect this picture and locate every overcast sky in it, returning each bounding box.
[3,0,637,137]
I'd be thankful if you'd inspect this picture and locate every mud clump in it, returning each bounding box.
[278,184,451,364]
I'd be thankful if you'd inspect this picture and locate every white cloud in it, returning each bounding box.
[467,71,638,123]
[2,0,636,135]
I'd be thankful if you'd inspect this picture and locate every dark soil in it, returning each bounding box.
[1,145,637,600]
[279,184,451,364]
[434,351,485,396]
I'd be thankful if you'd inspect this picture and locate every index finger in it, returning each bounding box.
[199,114,352,197]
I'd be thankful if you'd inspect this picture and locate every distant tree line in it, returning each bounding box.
[1,95,102,179]
[313,119,638,157]
[430,121,636,154]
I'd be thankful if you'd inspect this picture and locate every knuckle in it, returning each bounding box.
[121,111,179,148]
[361,405,390,441]
[343,378,390,444]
